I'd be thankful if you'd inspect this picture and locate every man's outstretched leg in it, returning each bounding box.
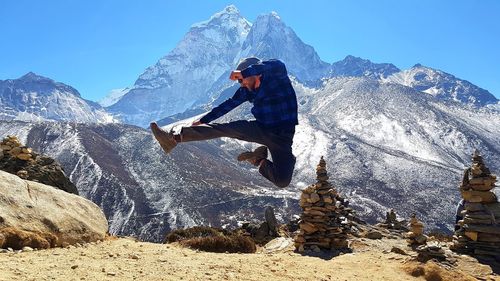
[151,121,296,188]
[150,120,269,153]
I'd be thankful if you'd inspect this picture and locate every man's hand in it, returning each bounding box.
[229,70,243,81]
[192,120,203,126]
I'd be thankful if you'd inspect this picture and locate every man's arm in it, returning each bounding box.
[197,88,248,124]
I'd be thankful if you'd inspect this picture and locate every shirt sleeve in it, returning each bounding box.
[240,59,287,78]
[199,87,248,124]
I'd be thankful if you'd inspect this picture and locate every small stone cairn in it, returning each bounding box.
[415,243,447,262]
[0,135,78,194]
[405,215,448,261]
[452,150,500,261]
[294,156,351,252]
[406,214,427,246]
[378,209,407,231]
[0,135,34,162]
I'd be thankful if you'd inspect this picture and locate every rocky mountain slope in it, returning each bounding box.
[1,74,499,242]
[0,121,297,242]
[385,64,498,106]
[0,72,114,123]
[168,76,500,230]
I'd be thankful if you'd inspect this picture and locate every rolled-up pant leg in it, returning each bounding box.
[179,121,296,188]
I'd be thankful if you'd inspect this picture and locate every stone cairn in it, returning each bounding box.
[294,156,351,253]
[406,214,427,246]
[0,135,78,194]
[378,209,407,231]
[452,150,500,262]
[405,214,448,261]
[0,135,34,162]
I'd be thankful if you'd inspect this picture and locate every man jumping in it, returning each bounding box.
[150,57,298,188]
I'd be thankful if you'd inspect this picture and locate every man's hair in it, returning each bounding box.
[236,57,261,71]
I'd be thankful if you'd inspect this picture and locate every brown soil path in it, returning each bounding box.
[0,236,497,281]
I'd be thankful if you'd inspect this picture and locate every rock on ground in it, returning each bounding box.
[0,170,108,249]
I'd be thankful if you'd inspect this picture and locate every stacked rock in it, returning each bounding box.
[406,214,427,246]
[0,135,35,161]
[294,156,352,252]
[452,150,500,261]
[378,209,407,231]
[415,243,447,262]
[0,135,78,194]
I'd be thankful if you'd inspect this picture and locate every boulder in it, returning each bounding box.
[364,230,383,240]
[0,170,108,249]
[263,237,293,253]
[264,206,278,236]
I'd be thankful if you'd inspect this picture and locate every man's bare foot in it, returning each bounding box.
[150,122,177,154]
[237,146,268,166]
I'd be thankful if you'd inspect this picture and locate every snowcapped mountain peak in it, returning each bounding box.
[108,5,252,126]
[239,11,329,83]
[191,5,250,30]
[9,72,81,98]
[410,63,436,72]
[344,55,362,61]
[223,4,238,13]
[98,87,131,107]
[253,11,286,29]
[19,72,53,83]
[269,11,281,20]
[0,74,115,123]
[386,64,497,106]
[328,55,400,79]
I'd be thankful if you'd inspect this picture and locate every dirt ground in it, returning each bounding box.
[0,236,498,281]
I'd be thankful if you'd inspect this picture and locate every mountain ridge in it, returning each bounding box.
[0,72,115,123]
[103,5,497,127]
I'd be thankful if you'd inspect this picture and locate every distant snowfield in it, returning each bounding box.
[98,88,130,107]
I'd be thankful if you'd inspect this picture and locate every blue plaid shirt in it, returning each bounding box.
[200,59,298,129]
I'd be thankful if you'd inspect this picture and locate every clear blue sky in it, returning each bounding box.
[1,0,499,102]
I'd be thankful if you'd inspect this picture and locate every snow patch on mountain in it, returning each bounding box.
[0,73,116,123]
[384,64,497,106]
[238,12,330,83]
[328,55,400,79]
[107,5,252,127]
[99,88,131,107]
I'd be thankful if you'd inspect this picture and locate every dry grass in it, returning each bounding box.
[164,226,256,253]
[0,227,57,249]
[164,226,230,243]
[403,261,477,281]
[180,235,256,253]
